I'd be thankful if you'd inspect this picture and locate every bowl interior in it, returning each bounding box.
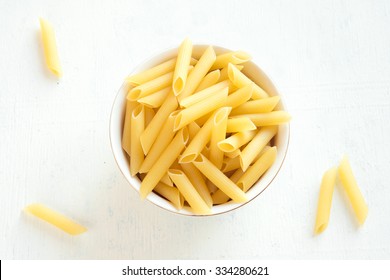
[109,45,289,216]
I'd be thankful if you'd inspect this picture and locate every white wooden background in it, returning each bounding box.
[1,0,390,259]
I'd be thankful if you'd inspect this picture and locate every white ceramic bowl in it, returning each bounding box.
[109,45,290,216]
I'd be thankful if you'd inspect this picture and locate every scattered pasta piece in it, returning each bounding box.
[25,203,87,235]
[314,167,337,234]
[338,156,368,225]
[39,18,62,77]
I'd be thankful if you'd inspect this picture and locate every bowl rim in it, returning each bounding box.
[109,44,290,217]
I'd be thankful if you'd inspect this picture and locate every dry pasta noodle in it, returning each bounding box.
[126,57,197,86]
[173,38,193,95]
[25,203,86,235]
[39,18,62,77]
[130,104,145,176]
[121,39,291,214]
[211,51,251,71]
[228,63,268,99]
[195,69,221,92]
[154,183,184,210]
[314,167,337,234]
[338,156,368,225]
[231,96,281,115]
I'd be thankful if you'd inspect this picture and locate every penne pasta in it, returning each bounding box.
[154,183,184,210]
[177,46,217,101]
[180,80,230,108]
[130,104,145,176]
[226,117,256,133]
[240,126,277,171]
[218,130,257,153]
[168,169,211,214]
[219,64,244,82]
[235,111,291,126]
[338,156,368,225]
[314,167,337,234]
[140,128,189,199]
[209,107,231,169]
[137,87,171,108]
[231,96,281,115]
[195,69,221,92]
[122,100,138,156]
[211,51,251,71]
[237,146,277,192]
[212,168,244,205]
[228,63,268,99]
[144,106,155,127]
[173,38,193,95]
[140,92,178,154]
[127,71,174,101]
[139,111,177,173]
[174,87,228,131]
[193,154,248,203]
[161,172,174,187]
[225,149,241,159]
[126,57,197,86]
[39,18,62,77]
[181,163,213,208]
[179,112,215,163]
[187,121,201,140]
[25,203,86,235]
[225,84,254,109]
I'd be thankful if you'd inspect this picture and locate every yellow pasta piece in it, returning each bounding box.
[140,92,178,154]
[174,87,228,130]
[193,154,247,203]
[237,146,277,192]
[225,149,241,159]
[225,84,254,109]
[154,183,184,210]
[231,96,281,115]
[219,65,244,82]
[226,117,256,133]
[338,156,368,225]
[139,111,176,173]
[137,87,171,108]
[144,106,155,127]
[211,51,251,70]
[228,63,268,99]
[236,111,291,126]
[314,167,337,234]
[126,57,197,86]
[187,121,201,140]
[212,168,244,204]
[180,80,230,108]
[39,18,62,77]
[168,169,211,214]
[181,163,212,208]
[179,112,215,163]
[240,126,277,171]
[140,128,189,199]
[195,69,221,92]
[160,172,174,187]
[209,107,231,169]
[173,38,193,95]
[130,104,145,176]
[177,46,217,101]
[122,100,138,156]
[218,130,257,153]
[25,203,86,235]
[127,71,174,101]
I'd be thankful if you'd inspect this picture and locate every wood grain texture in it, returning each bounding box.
[0,0,390,259]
